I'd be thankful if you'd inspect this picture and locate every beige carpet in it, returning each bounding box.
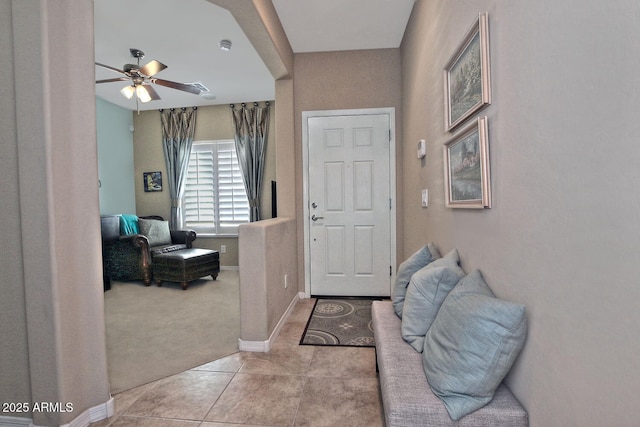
[104,270,240,394]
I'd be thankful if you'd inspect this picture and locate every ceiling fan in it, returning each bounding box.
[95,48,203,105]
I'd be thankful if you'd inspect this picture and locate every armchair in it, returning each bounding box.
[101,215,196,286]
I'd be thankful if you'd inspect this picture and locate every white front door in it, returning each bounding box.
[303,109,395,297]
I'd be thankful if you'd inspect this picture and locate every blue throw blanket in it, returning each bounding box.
[119,214,139,235]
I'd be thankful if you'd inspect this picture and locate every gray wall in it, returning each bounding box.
[97,98,136,215]
[401,1,640,425]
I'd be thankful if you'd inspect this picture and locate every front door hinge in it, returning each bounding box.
[389,198,392,210]
[390,266,392,276]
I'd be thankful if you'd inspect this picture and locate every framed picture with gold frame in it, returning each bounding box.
[444,12,491,132]
[443,117,491,208]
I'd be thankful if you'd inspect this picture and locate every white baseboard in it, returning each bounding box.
[238,293,301,352]
[0,397,115,427]
[220,266,239,271]
[237,338,269,352]
[60,397,114,427]
[0,415,32,427]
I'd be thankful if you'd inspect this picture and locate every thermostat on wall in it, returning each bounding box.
[417,139,426,159]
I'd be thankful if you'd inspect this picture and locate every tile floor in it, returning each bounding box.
[91,298,384,427]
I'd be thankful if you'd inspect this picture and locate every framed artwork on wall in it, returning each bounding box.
[143,171,162,192]
[444,12,491,132]
[443,117,491,209]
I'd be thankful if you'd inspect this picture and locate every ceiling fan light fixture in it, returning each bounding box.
[136,85,152,103]
[97,49,205,107]
[120,85,135,99]
[219,39,232,52]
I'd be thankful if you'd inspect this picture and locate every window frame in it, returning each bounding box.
[182,140,249,237]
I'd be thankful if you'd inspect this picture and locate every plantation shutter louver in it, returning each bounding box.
[217,143,250,227]
[183,141,249,235]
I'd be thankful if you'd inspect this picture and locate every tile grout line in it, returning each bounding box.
[199,365,241,424]
[289,338,316,427]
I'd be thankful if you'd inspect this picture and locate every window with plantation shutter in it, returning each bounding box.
[182,140,249,235]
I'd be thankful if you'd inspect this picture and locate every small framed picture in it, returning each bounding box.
[444,12,491,131]
[143,171,162,192]
[443,117,491,208]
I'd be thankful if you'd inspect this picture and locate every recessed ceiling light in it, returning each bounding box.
[219,39,232,52]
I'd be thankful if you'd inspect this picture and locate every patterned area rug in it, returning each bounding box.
[300,299,378,347]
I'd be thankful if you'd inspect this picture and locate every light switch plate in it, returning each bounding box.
[421,189,428,207]
[417,140,426,159]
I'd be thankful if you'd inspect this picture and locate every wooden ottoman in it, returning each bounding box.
[153,248,220,290]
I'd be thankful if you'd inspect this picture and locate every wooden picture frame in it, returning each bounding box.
[444,12,491,132]
[443,117,491,208]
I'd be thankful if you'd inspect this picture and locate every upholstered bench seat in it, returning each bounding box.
[153,248,220,290]
[372,300,528,426]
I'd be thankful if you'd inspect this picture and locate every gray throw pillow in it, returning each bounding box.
[392,243,441,318]
[401,266,462,352]
[421,248,463,274]
[422,270,527,421]
[138,218,172,247]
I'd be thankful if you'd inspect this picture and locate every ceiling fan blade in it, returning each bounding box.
[96,77,129,84]
[139,60,167,77]
[151,78,202,95]
[142,84,161,101]
[95,62,128,75]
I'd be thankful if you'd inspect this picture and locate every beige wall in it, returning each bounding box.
[402,1,640,425]
[0,3,289,423]
[132,103,276,266]
[0,0,31,411]
[211,0,299,349]
[1,0,111,425]
[210,0,293,80]
[238,218,298,342]
[293,49,403,291]
[10,2,640,425]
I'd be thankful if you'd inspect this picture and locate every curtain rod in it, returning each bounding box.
[229,101,271,109]
[158,107,198,112]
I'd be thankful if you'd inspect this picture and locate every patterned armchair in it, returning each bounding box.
[101,215,196,286]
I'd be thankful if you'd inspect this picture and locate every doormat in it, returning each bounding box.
[300,298,380,347]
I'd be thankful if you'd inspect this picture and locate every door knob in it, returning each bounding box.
[311,214,324,222]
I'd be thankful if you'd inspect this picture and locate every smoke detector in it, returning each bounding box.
[219,39,232,52]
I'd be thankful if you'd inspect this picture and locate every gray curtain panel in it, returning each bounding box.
[160,107,198,230]
[231,102,270,222]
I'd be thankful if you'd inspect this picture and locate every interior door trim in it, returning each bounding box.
[302,107,397,298]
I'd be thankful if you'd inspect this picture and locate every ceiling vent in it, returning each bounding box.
[190,82,210,93]
[191,82,216,100]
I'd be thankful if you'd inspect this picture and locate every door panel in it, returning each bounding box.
[354,161,373,211]
[307,113,391,296]
[354,225,374,275]
[326,226,345,275]
[325,162,344,211]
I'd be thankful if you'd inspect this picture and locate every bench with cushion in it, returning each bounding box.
[373,300,528,426]
[373,243,528,426]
